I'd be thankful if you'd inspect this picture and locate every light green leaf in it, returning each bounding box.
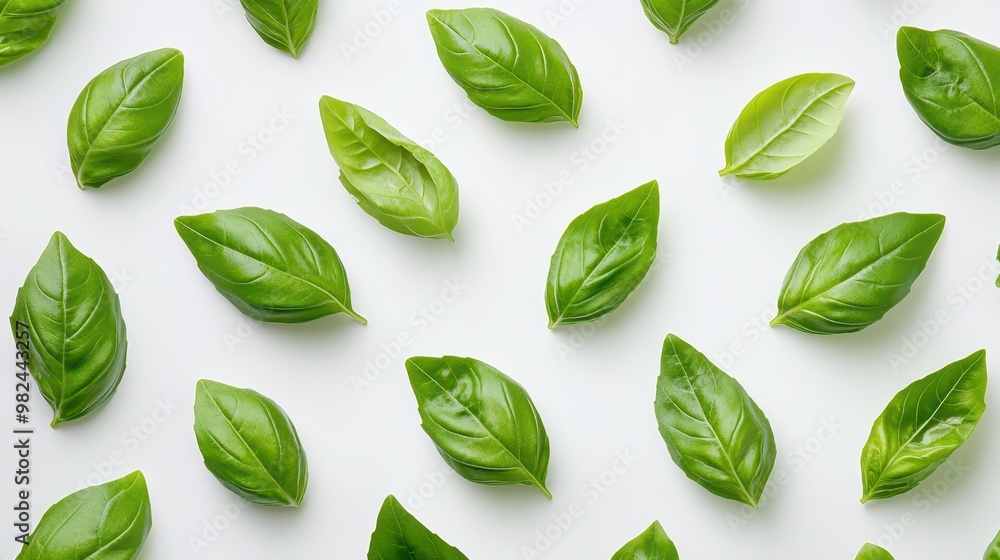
[861,350,987,502]
[0,0,70,67]
[720,73,854,179]
[639,0,720,44]
[319,96,459,241]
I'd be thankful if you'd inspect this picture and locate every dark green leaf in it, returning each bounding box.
[546,181,659,328]
[639,0,719,44]
[772,212,945,335]
[654,334,776,507]
[67,48,184,189]
[238,0,317,57]
[174,207,365,324]
[611,521,679,560]
[405,355,552,498]
[856,543,894,560]
[16,471,151,559]
[898,27,1000,149]
[427,7,583,126]
[861,350,987,502]
[0,0,69,68]
[367,495,469,560]
[10,232,127,427]
[319,96,459,241]
[720,73,854,179]
[194,379,308,506]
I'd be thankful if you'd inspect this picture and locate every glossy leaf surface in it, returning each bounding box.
[772,212,945,335]
[546,181,659,328]
[10,232,127,427]
[367,495,469,560]
[406,355,551,497]
[175,207,365,324]
[194,379,308,506]
[898,27,1000,149]
[16,471,151,560]
[654,334,775,506]
[610,521,679,560]
[427,7,582,126]
[0,0,69,68]
[861,350,987,502]
[67,48,184,189]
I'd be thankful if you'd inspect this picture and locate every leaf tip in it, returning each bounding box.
[538,483,553,499]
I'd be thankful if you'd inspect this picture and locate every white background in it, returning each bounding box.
[2,0,1000,557]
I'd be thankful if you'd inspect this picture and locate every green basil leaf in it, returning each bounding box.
[611,521,679,560]
[771,212,945,335]
[367,495,469,560]
[174,207,365,324]
[985,530,1000,560]
[194,379,308,506]
[861,350,987,502]
[67,48,184,189]
[0,0,69,68]
[545,180,659,328]
[405,355,552,498]
[655,334,776,507]
[10,232,127,427]
[318,96,459,241]
[996,244,1000,288]
[719,73,854,180]
[16,471,151,560]
[898,27,1000,149]
[856,543,894,560]
[427,7,583,126]
[639,0,719,44]
[238,0,317,57]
